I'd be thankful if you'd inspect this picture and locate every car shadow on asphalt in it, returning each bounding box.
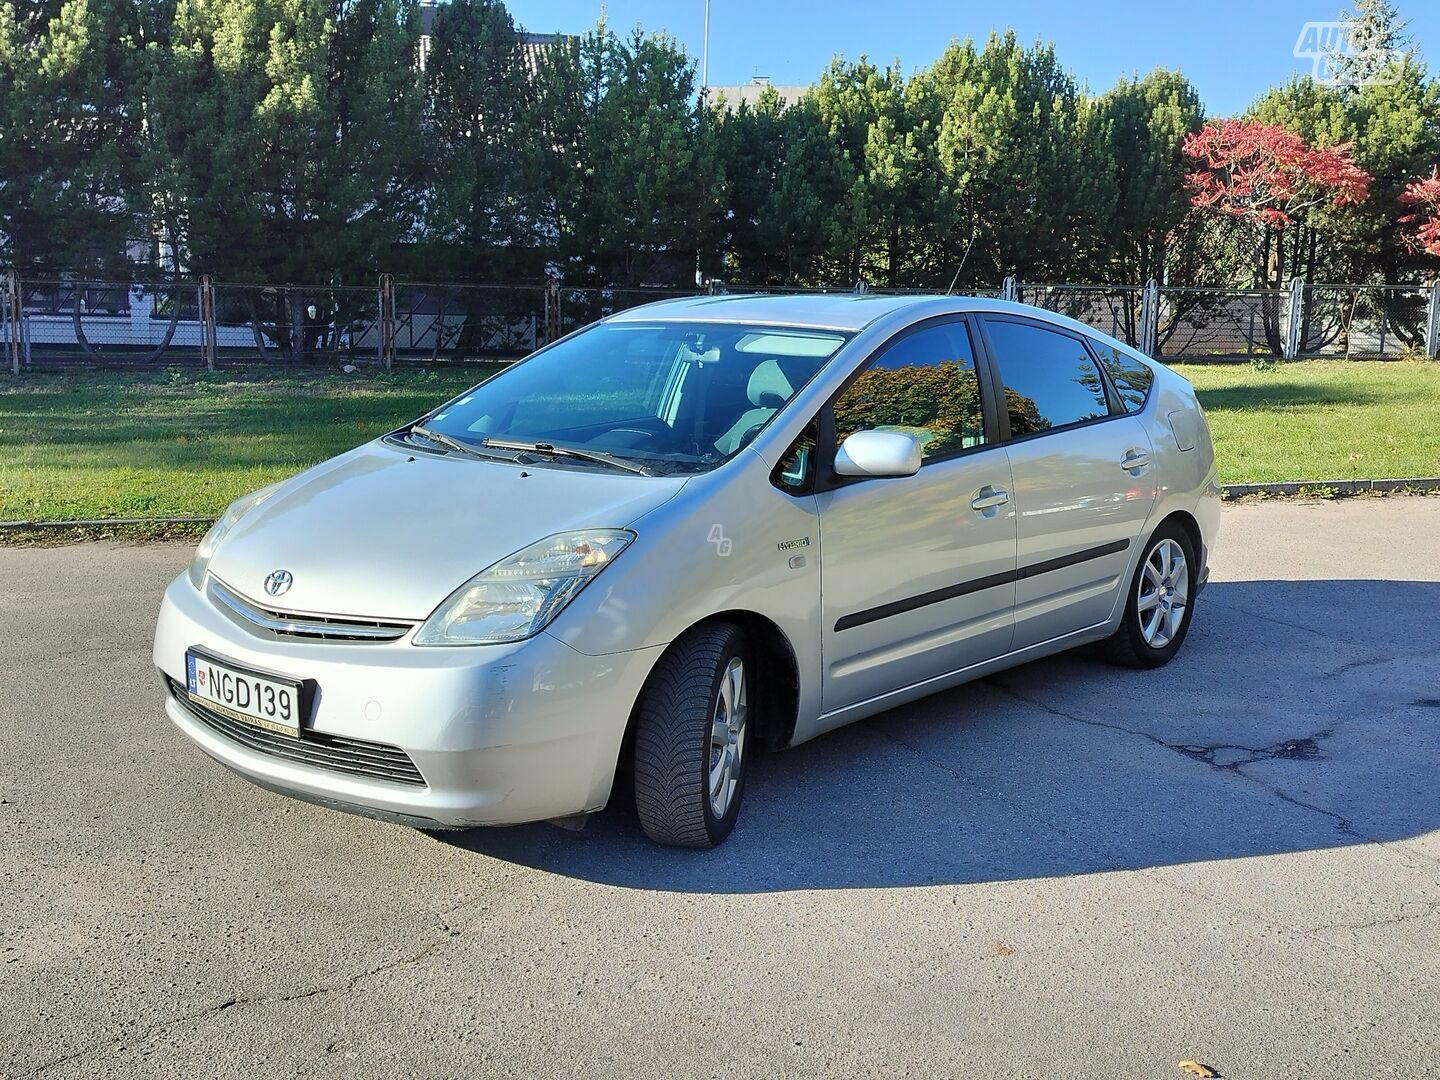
[432,579,1440,893]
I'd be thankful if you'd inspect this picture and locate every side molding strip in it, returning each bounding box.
[834,538,1130,632]
[1015,538,1130,581]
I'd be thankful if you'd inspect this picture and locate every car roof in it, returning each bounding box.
[604,292,976,332]
[600,292,1157,368]
[603,291,1113,337]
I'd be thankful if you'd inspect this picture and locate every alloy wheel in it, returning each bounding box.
[1137,538,1189,648]
[708,657,748,819]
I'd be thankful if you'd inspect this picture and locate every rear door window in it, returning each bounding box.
[1090,341,1154,414]
[982,319,1114,437]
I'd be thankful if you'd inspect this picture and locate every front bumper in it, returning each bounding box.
[154,573,665,827]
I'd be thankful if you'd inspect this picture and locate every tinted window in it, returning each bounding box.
[1091,341,1154,414]
[833,321,986,461]
[984,320,1112,436]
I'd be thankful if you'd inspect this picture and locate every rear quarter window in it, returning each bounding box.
[1090,341,1154,414]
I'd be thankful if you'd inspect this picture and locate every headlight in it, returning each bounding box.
[188,483,281,589]
[414,530,634,646]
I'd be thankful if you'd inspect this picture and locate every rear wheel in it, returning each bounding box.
[1104,523,1197,669]
[632,622,750,848]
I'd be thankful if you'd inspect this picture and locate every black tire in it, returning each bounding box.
[1103,522,1198,669]
[632,622,750,848]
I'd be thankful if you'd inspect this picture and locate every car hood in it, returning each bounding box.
[208,441,688,620]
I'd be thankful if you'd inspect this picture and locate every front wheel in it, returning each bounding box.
[1104,523,1198,668]
[632,622,751,847]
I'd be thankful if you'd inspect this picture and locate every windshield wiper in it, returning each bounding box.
[409,424,491,459]
[482,438,653,476]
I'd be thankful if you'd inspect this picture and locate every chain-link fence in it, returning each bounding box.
[391,282,551,360]
[1016,284,1146,348]
[1298,285,1432,360]
[3,270,1437,372]
[1155,288,1285,360]
[208,282,383,366]
[555,285,703,337]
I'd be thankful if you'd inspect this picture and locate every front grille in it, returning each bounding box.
[169,679,426,787]
[208,579,415,643]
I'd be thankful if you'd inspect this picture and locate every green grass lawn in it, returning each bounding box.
[0,360,1436,526]
[1170,360,1440,485]
[0,367,483,523]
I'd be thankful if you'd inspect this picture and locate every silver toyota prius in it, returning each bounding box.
[154,294,1219,847]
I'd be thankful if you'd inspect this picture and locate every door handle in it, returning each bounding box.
[970,486,1010,512]
[1120,449,1151,472]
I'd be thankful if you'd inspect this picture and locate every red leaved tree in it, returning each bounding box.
[1182,119,1370,351]
[1399,167,1440,259]
[1183,119,1369,277]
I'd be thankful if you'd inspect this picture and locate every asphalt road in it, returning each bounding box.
[2,498,1439,1079]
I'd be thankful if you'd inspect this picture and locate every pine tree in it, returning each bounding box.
[531,22,721,285]
[152,0,426,358]
[420,0,537,279]
[925,32,1094,283]
[0,0,140,275]
[810,56,937,286]
[1328,0,1409,90]
[1091,70,1204,286]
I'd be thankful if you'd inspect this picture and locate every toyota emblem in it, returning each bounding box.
[263,569,293,597]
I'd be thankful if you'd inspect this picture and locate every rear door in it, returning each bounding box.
[977,316,1158,651]
[816,316,1017,714]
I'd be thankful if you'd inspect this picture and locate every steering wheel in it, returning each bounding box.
[597,416,671,450]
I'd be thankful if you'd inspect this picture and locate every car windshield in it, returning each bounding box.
[416,320,849,474]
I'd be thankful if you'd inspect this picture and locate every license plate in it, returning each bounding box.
[185,650,303,738]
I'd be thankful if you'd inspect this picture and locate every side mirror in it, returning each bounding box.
[833,430,922,478]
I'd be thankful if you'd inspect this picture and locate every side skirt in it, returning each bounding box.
[797,620,1116,743]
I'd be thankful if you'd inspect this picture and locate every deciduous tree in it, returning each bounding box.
[1184,119,1369,278]
[1399,166,1440,257]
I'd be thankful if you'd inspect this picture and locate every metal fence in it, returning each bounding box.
[392,282,548,359]
[1016,283,1146,346]
[1157,288,1283,359]
[3,268,1438,373]
[1014,277,1440,361]
[1298,284,1434,360]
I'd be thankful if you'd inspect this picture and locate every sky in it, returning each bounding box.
[502,0,1437,117]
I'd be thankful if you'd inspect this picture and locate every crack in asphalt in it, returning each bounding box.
[1172,734,1327,769]
[984,679,1368,840]
[859,705,1414,983]
[877,682,1440,977]
[14,907,479,1078]
[981,680,1440,876]
[1323,654,1398,678]
[1205,599,1350,643]
[1306,903,1440,933]
[976,679,1440,958]
[857,719,1125,871]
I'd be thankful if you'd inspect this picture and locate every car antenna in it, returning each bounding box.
[946,224,978,296]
